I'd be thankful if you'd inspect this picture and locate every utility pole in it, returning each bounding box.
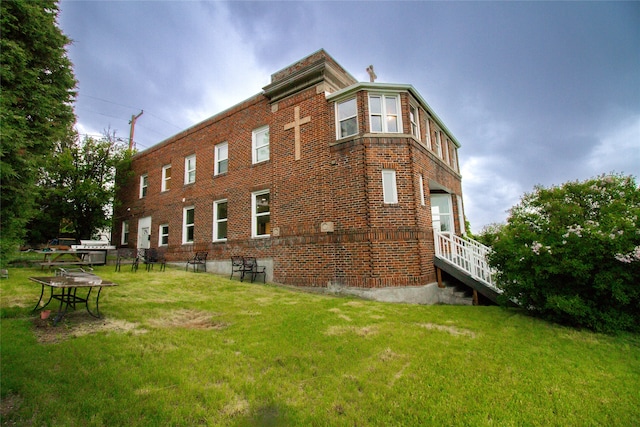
[128,110,144,150]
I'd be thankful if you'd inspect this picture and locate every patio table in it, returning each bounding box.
[30,274,117,325]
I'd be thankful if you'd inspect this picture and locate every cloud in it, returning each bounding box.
[461,156,523,233]
[588,114,640,177]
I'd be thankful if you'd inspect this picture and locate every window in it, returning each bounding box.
[443,139,450,164]
[252,190,270,238]
[457,196,466,235]
[336,98,357,138]
[382,169,398,204]
[139,174,148,198]
[435,131,443,158]
[451,148,459,172]
[183,206,194,244]
[425,118,432,150]
[215,142,228,175]
[369,94,401,133]
[419,174,426,206]
[162,165,171,191]
[431,194,453,233]
[252,126,269,164]
[410,105,420,139]
[184,155,196,184]
[159,224,169,246]
[213,200,228,241]
[121,221,129,245]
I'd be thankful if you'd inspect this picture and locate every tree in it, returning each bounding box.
[27,132,131,243]
[474,222,505,247]
[0,0,76,257]
[489,174,640,333]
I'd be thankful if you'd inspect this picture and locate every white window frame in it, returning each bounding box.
[410,104,420,140]
[139,174,148,198]
[252,126,269,164]
[161,164,171,192]
[121,221,129,245]
[336,97,358,139]
[213,199,228,242]
[183,206,195,244]
[435,131,443,158]
[419,174,426,206]
[443,138,450,164]
[184,155,196,184]
[457,196,466,235]
[369,94,402,133]
[159,224,169,246]
[251,190,270,238]
[425,118,432,150]
[214,142,228,176]
[451,147,459,172]
[382,169,398,204]
[431,194,454,233]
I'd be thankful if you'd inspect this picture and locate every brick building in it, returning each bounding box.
[114,50,468,298]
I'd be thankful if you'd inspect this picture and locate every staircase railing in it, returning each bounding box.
[433,231,501,293]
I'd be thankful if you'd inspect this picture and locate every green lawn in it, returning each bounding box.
[1,265,639,426]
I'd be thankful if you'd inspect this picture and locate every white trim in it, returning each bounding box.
[182,206,195,244]
[184,155,196,184]
[158,224,169,246]
[213,199,228,242]
[214,142,228,175]
[335,97,358,139]
[431,194,453,233]
[410,104,420,141]
[419,174,426,206]
[121,221,129,245]
[368,94,402,134]
[457,196,466,235]
[139,174,148,198]
[382,169,398,204]
[252,126,269,164]
[251,190,270,238]
[161,164,171,192]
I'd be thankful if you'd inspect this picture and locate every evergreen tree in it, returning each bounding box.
[0,0,76,258]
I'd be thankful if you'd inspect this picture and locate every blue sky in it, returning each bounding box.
[58,1,640,233]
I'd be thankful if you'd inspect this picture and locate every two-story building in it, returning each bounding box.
[114,49,471,302]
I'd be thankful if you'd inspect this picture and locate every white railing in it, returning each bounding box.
[434,231,501,293]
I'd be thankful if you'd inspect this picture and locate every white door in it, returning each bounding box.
[430,194,453,233]
[137,216,152,249]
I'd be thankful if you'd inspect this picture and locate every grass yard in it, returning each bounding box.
[1,265,639,426]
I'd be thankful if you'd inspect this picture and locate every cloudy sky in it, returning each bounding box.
[58,1,640,233]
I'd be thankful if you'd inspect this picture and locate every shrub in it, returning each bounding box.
[489,173,640,333]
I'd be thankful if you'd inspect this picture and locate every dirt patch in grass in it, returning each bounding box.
[325,325,379,337]
[418,323,476,338]
[148,309,229,330]
[0,393,23,424]
[32,311,144,344]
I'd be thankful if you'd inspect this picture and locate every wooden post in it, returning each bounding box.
[436,267,444,288]
[473,290,478,305]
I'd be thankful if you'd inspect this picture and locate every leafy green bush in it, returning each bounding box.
[489,173,640,333]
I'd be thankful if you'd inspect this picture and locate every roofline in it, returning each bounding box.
[327,82,461,148]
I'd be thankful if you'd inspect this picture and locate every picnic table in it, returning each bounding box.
[30,271,117,325]
[37,250,93,270]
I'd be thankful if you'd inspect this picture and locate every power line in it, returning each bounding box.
[78,93,184,130]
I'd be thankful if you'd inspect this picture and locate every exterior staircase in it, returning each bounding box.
[433,231,503,304]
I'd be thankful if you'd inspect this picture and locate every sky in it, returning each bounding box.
[57,1,640,233]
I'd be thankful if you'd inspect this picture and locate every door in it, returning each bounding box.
[430,194,453,233]
[137,216,152,249]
